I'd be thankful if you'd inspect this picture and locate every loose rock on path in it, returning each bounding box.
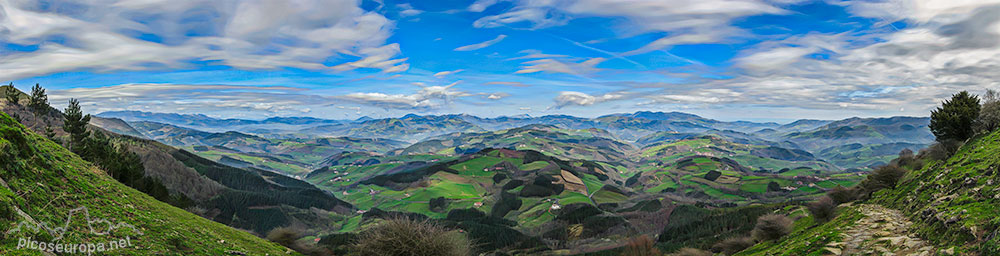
[824,204,948,256]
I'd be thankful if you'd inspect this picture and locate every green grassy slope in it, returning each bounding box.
[0,112,293,255]
[871,131,1000,254]
[738,130,1000,255]
[629,136,858,205]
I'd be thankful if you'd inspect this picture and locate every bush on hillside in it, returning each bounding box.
[669,248,712,256]
[930,91,980,142]
[859,164,907,196]
[976,89,1000,133]
[892,148,922,169]
[711,236,755,255]
[807,196,837,223]
[620,235,661,256]
[751,214,792,241]
[827,185,858,205]
[351,217,473,256]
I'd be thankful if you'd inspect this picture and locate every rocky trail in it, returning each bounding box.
[826,204,950,256]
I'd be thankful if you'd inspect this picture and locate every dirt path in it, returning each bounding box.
[826,204,942,256]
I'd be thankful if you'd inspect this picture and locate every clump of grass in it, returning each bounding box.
[351,217,473,256]
[752,214,792,241]
[620,235,660,256]
[712,236,754,255]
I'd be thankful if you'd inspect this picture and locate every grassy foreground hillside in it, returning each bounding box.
[872,131,1000,254]
[737,129,1000,255]
[0,112,293,255]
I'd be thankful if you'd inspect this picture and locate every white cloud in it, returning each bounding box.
[0,0,403,80]
[515,57,606,75]
[486,92,510,100]
[434,69,465,78]
[332,44,409,73]
[552,91,627,108]
[397,3,424,17]
[340,82,471,109]
[454,35,508,51]
[468,0,500,12]
[735,46,816,72]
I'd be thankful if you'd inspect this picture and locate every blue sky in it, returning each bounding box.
[2,0,999,122]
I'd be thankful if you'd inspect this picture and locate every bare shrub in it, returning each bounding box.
[976,89,1000,133]
[351,217,473,256]
[892,149,922,169]
[711,236,754,255]
[826,185,857,205]
[751,214,792,241]
[807,196,837,223]
[620,235,661,256]
[918,140,963,161]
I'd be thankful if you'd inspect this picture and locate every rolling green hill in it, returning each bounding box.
[629,136,859,205]
[396,125,635,164]
[0,112,294,255]
[129,121,407,176]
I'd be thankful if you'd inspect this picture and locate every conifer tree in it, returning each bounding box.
[28,83,48,115]
[4,83,18,105]
[63,98,91,151]
[930,91,980,141]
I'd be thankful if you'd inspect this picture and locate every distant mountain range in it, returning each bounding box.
[98,110,927,142]
[98,110,933,170]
